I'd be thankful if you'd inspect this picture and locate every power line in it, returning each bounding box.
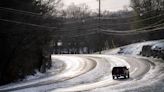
[62,13,164,28]
[101,26,164,36]
[133,19,164,31]
[100,13,164,26]
[101,22,164,33]
[52,19,164,36]
[62,13,163,27]
[63,32,97,38]
[59,13,164,31]
[58,23,99,32]
[0,7,97,31]
[51,15,164,33]
[1,6,163,28]
[0,18,99,36]
[61,9,164,24]
[101,18,164,32]
[1,16,163,35]
[94,8,164,20]
[0,6,42,16]
[58,27,99,33]
[1,6,164,36]
[0,18,58,29]
[1,6,163,22]
[101,23,164,35]
[0,17,99,34]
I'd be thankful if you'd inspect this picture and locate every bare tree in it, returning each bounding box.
[61,3,91,19]
[130,0,164,29]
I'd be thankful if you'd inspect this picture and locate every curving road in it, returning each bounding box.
[0,54,163,92]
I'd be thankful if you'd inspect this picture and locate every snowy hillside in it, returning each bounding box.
[104,39,164,55]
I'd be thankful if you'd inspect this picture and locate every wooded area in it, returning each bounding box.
[131,0,164,28]
[0,0,164,85]
[0,0,62,85]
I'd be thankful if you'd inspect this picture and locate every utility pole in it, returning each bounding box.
[98,0,101,54]
[99,0,101,18]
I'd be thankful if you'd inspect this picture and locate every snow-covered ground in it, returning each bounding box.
[0,39,164,92]
[103,39,164,55]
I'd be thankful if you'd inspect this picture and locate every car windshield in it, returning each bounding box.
[113,67,126,73]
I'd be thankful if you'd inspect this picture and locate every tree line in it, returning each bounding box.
[0,0,62,85]
[131,0,164,29]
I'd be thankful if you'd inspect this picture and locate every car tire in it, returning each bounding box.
[127,74,130,78]
[113,76,116,79]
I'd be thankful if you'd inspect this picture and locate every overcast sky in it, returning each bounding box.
[62,0,130,11]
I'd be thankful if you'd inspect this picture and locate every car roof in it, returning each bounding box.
[113,66,127,69]
[113,66,127,68]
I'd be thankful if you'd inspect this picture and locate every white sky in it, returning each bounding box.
[62,0,130,11]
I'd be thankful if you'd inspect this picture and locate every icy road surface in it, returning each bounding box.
[0,55,164,92]
[0,40,164,92]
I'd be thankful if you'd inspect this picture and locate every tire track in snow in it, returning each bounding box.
[0,55,97,92]
[50,55,152,92]
[0,55,161,92]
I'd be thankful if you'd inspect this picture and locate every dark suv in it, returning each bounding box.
[112,66,130,79]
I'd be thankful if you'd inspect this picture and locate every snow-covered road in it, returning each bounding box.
[0,55,164,92]
[0,40,164,92]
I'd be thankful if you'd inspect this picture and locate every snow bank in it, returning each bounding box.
[24,58,64,81]
[105,40,164,55]
[151,43,164,50]
[25,70,44,81]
